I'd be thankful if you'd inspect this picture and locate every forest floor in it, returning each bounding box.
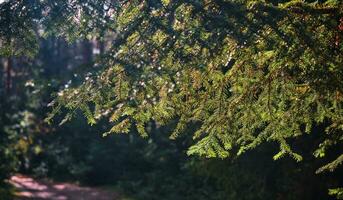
[9,175,121,200]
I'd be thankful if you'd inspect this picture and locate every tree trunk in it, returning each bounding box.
[5,57,12,94]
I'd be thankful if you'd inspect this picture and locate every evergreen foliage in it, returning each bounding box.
[44,0,342,176]
[0,0,342,198]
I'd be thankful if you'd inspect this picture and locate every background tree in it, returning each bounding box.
[0,0,342,199]
[47,0,343,197]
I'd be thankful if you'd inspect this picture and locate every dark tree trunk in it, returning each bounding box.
[5,57,12,94]
[82,40,93,64]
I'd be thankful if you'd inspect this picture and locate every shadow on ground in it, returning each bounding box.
[10,175,120,200]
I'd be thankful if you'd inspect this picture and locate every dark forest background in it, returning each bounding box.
[0,0,343,198]
[0,36,342,200]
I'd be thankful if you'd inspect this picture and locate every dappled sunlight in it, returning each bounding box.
[0,0,342,199]
[11,176,48,191]
[10,175,119,200]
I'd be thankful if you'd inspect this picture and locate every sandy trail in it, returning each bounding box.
[9,175,119,200]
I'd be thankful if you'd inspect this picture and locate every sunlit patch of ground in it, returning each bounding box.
[9,175,120,200]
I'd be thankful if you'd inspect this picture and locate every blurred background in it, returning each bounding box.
[0,34,342,200]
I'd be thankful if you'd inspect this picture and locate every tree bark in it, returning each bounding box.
[5,57,12,94]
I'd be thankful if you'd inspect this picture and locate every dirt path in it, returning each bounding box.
[9,175,120,200]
